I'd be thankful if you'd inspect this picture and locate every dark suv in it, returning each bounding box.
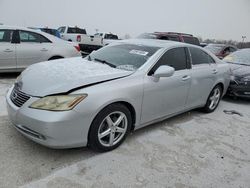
[138,32,200,46]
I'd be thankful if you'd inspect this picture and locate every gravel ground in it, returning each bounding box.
[0,74,250,188]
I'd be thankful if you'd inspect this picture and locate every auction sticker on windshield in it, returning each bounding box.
[129,50,149,56]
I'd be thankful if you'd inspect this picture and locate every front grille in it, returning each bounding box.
[10,85,31,107]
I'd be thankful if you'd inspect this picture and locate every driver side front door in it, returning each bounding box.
[141,47,191,125]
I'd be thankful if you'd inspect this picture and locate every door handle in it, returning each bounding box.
[212,69,218,74]
[182,75,191,81]
[4,49,13,52]
[41,48,48,52]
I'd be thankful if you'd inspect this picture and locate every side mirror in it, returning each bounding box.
[153,65,175,78]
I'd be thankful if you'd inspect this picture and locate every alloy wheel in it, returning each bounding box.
[98,111,128,147]
[208,88,221,110]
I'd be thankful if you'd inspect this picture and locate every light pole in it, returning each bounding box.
[241,36,246,48]
[242,36,246,43]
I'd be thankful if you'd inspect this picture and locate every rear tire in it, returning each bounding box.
[202,85,222,113]
[88,104,132,152]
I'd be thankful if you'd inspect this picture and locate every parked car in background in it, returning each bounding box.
[0,25,81,72]
[6,39,230,151]
[223,49,250,98]
[200,42,208,47]
[138,32,200,46]
[94,32,119,45]
[40,28,61,38]
[58,26,103,53]
[29,27,61,38]
[205,44,238,59]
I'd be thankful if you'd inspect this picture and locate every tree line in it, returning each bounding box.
[200,38,250,49]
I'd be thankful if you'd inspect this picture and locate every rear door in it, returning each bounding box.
[141,47,191,124]
[186,47,217,107]
[0,29,16,70]
[16,30,52,69]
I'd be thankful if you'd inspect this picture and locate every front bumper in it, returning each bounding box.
[6,87,93,148]
[227,83,250,99]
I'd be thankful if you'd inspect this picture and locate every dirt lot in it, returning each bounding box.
[0,74,250,188]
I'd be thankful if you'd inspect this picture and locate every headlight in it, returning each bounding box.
[29,94,87,111]
[230,75,240,85]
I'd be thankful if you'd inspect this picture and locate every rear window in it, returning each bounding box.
[183,36,200,45]
[190,47,215,65]
[67,27,86,34]
[137,33,157,39]
[104,34,118,39]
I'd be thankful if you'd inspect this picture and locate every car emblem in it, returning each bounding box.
[12,92,18,99]
[15,81,23,90]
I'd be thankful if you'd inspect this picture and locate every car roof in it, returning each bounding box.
[154,32,194,37]
[0,25,63,42]
[118,38,198,48]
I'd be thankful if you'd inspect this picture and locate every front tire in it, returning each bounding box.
[88,104,132,152]
[202,85,222,113]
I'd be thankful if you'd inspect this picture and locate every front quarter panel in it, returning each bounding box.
[71,73,144,140]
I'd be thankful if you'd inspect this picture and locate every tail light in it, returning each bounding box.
[101,38,103,44]
[74,45,80,52]
[76,35,81,42]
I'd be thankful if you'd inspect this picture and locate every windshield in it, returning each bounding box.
[204,45,224,54]
[88,44,160,71]
[223,49,250,66]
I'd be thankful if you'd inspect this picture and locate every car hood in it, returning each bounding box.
[229,63,250,78]
[17,57,133,97]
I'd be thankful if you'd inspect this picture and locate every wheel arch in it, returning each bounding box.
[88,101,136,135]
[214,82,224,95]
[48,55,64,60]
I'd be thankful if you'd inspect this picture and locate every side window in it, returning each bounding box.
[183,37,200,45]
[19,31,51,43]
[58,27,65,33]
[229,47,236,52]
[149,47,188,74]
[20,31,39,42]
[224,47,230,53]
[0,30,13,42]
[189,47,215,65]
[168,36,180,42]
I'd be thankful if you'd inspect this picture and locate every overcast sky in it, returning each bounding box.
[0,0,249,41]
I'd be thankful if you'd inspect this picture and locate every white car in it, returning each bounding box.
[58,26,103,53]
[94,32,119,45]
[0,25,81,72]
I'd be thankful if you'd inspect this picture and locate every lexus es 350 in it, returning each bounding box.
[6,39,230,151]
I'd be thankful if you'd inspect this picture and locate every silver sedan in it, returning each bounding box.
[6,39,230,151]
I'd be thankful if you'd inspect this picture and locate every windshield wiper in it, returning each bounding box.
[94,58,116,68]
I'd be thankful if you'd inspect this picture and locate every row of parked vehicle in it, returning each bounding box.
[3,23,249,152]
[0,24,249,100]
